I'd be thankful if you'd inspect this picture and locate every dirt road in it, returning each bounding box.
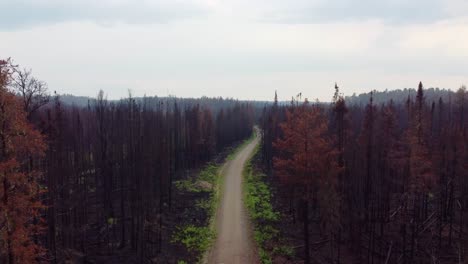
[208,134,260,264]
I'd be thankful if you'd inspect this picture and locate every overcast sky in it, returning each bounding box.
[1,0,467,101]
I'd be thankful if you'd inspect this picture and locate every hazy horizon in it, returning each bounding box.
[1,0,467,101]
[57,85,455,104]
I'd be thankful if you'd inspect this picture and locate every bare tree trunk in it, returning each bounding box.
[303,199,311,264]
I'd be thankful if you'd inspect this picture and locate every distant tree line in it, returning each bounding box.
[262,83,467,264]
[59,93,269,114]
[345,87,453,106]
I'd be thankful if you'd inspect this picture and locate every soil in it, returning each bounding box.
[208,135,260,264]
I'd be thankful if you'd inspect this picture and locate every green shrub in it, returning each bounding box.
[174,179,200,193]
[175,163,220,193]
[258,248,273,264]
[199,163,218,183]
[172,225,215,254]
[195,198,211,211]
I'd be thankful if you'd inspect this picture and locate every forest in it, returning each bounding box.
[0,59,255,263]
[1,57,467,264]
[261,84,467,263]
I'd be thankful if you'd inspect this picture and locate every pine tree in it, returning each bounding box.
[0,60,47,264]
[274,100,339,264]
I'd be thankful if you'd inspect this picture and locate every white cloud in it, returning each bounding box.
[396,17,468,56]
[1,0,466,29]
[0,0,214,29]
[1,0,468,101]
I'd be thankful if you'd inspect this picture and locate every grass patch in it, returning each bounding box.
[172,225,215,256]
[243,144,294,263]
[172,162,221,263]
[174,163,219,193]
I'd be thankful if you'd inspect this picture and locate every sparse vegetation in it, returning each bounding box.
[244,144,293,264]
[172,163,221,263]
[172,225,215,256]
[173,134,257,263]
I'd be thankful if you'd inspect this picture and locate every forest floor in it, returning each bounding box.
[207,131,260,264]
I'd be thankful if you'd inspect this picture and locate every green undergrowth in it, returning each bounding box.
[173,129,257,263]
[244,145,294,264]
[172,225,215,257]
[172,163,221,263]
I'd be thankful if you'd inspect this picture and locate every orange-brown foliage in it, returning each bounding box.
[0,60,47,264]
[273,101,340,228]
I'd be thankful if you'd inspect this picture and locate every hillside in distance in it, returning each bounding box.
[60,86,457,109]
[345,87,454,106]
